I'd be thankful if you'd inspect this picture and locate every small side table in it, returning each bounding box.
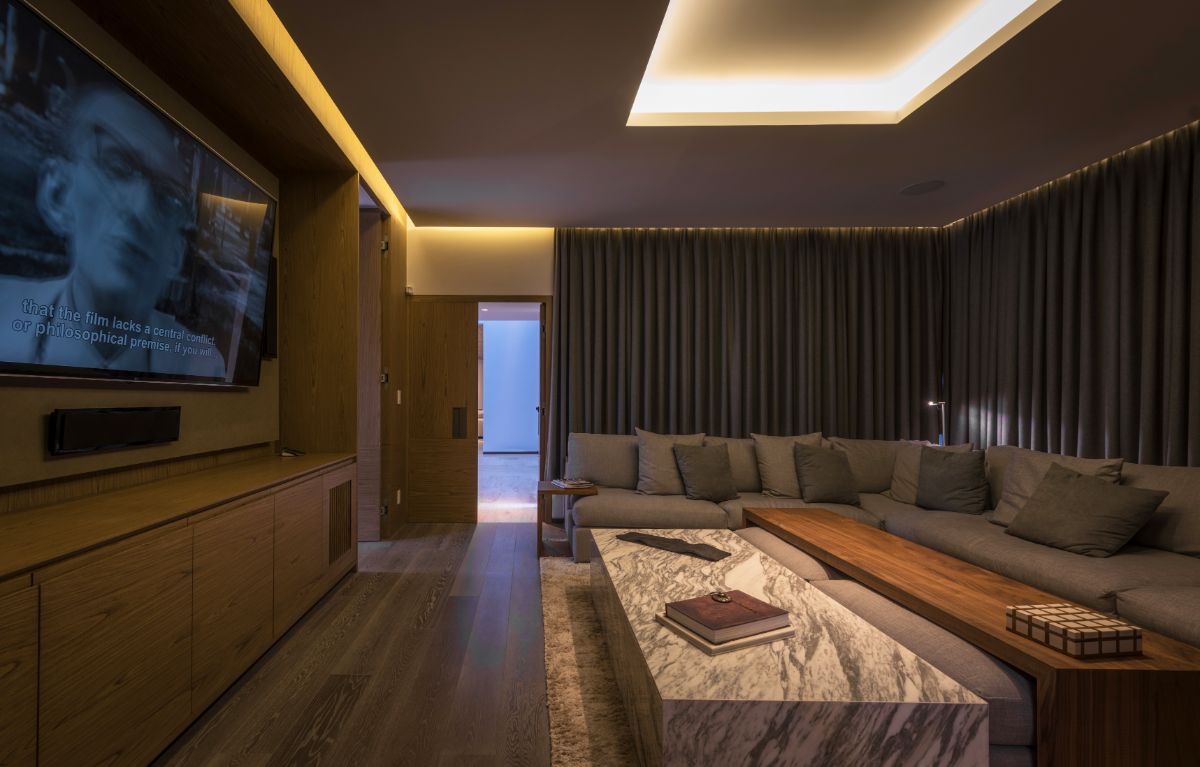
[537,481,598,557]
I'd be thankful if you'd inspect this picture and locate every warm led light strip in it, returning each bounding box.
[228,0,406,220]
[629,0,1060,126]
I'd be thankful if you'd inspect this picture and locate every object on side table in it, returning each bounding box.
[1005,603,1143,658]
[552,478,594,489]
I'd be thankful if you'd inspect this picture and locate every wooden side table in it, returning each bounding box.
[536,481,598,557]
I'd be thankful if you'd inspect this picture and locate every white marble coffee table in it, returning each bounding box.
[589,528,988,767]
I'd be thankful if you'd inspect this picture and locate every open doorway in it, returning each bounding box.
[477,301,543,523]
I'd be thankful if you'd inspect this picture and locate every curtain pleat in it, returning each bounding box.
[946,122,1200,466]
[545,227,945,477]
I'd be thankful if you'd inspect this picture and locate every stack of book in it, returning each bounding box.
[656,590,792,655]
[551,478,594,489]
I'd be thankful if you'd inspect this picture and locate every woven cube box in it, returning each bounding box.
[1005,603,1142,658]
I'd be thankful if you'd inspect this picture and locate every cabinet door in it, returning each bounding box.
[0,585,37,767]
[323,464,357,589]
[273,475,326,638]
[192,495,274,714]
[39,524,192,767]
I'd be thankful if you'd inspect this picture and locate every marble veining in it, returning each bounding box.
[590,528,988,766]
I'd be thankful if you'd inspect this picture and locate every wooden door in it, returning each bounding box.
[191,495,274,713]
[39,524,192,767]
[0,584,37,767]
[357,209,382,541]
[407,300,478,522]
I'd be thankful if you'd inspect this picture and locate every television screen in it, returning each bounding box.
[0,0,276,386]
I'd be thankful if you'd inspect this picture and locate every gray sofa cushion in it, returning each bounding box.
[1116,586,1200,648]
[703,437,762,492]
[813,580,1035,746]
[916,448,989,514]
[1124,462,1200,556]
[858,492,927,529]
[673,444,738,502]
[735,527,843,581]
[1006,464,1168,557]
[717,493,884,530]
[635,428,704,495]
[991,447,1124,526]
[888,442,973,504]
[565,433,639,489]
[795,444,859,505]
[570,487,728,530]
[751,432,823,497]
[884,510,1200,614]
[829,437,902,493]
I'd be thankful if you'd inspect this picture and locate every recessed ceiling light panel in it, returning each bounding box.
[628,0,1060,126]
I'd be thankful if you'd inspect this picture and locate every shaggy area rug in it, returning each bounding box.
[540,557,638,766]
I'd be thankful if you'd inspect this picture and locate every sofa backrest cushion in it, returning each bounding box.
[889,442,974,505]
[752,432,825,497]
[704,436,762,492]
[828,438,906,494]
[565,433,639,489]
[635,428,705,495]
[1124,462,1200,556]
[989,447,1124,526]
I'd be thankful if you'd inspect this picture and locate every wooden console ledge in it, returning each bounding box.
[745,506,1200,767]
[0,452,354,581]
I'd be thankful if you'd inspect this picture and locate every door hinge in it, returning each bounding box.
[380,369,389,385]
[380,238,390,254]
[380,502,389,517]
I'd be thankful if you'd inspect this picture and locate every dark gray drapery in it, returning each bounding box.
[546,227,945,477]
[945,122,1200,466]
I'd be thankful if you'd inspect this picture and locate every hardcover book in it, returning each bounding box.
[665,590,789,644]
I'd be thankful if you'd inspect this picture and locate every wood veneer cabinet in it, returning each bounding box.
[38,524,193,767]
[0,581,38,767]
[191,495,275,713]
[273,475,327,638]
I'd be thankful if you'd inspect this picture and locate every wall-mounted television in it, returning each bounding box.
[0,0,277,386]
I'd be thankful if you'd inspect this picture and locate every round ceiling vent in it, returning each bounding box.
[899,179,946,196]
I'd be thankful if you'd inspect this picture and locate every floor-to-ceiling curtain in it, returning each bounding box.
[946,122,1200,466]
[545,227,945,477]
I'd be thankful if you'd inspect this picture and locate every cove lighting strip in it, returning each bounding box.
[629,0,1060,126]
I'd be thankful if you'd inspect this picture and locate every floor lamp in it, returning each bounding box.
[927,400,947,446]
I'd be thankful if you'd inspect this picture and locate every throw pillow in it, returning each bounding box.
[887,441,974,504]
[1006,463,1169,557]
[915,448,989,513]
[703,437,762,492]
[751,432,824,497]
[828,438,903,493]
[673,444,739,502]
[793,444,860,505]
[992,450,1124,526]
[635,428,704,495]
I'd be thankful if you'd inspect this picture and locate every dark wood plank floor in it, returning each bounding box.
[155,522,555,767]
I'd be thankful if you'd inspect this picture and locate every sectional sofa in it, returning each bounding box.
[562,432,1200,767]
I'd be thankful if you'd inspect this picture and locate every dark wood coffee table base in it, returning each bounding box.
[745,507,1200,767]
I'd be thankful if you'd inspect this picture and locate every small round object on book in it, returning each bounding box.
[710,591,732,603]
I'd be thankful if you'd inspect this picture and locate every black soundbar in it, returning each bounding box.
[46,406,181,457]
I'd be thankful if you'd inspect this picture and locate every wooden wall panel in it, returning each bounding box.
[279,172,360,455]
[273,476,326,638]
[0,586,38,767]
[380,216,408,535]
[191,496,274,714]
[357,210,382,541]
[39,525,193,767]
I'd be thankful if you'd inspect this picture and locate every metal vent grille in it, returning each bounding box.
[328,480,352,563]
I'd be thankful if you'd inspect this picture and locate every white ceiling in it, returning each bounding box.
[272,0,1200,227]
